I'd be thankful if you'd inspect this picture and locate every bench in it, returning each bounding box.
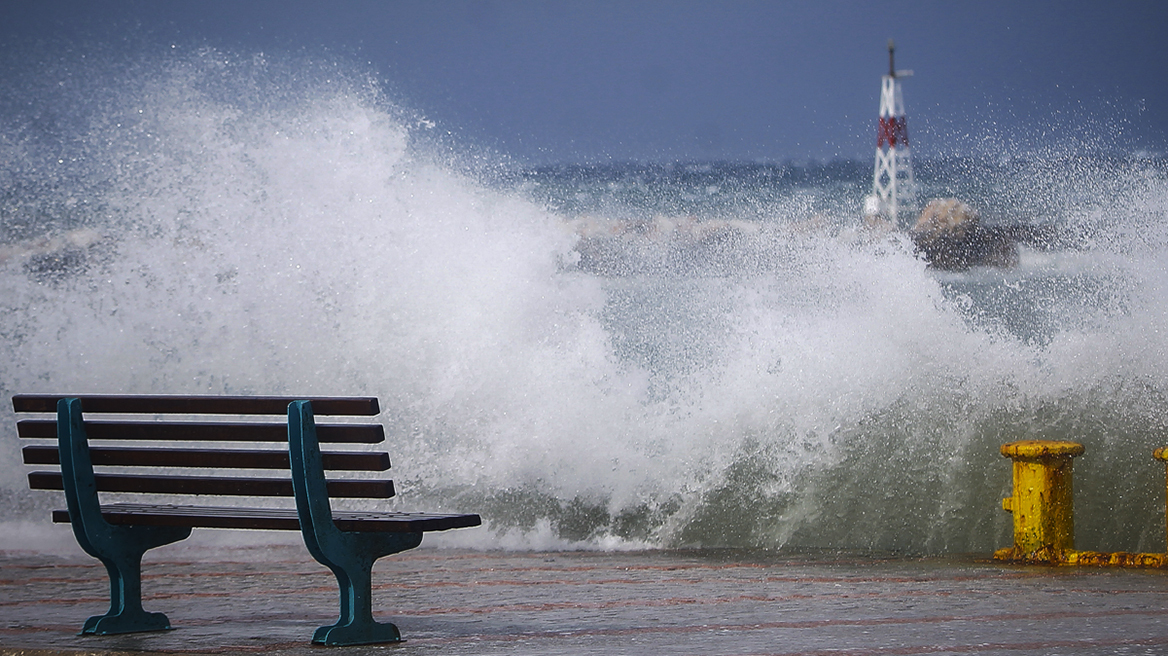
[15,394,481,646]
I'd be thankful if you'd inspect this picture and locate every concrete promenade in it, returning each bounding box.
[4,541,1168,656]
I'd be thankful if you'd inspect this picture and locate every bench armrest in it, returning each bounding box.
[287,401,341,547]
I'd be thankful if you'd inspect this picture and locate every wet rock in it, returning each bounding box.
[910,198,1019,270]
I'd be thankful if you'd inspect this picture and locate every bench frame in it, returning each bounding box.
[16,394,481,646]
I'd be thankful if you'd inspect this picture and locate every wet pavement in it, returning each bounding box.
[4,540,1168,656]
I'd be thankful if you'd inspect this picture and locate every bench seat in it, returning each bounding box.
[49,503,482,532]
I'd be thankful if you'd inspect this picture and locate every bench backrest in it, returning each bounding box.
[16,395,394,502]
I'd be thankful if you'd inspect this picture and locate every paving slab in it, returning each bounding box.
[3,543,1168,656]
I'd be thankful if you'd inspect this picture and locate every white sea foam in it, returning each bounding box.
[2,47,1167,554]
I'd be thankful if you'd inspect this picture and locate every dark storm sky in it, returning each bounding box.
[4,0,1166,164]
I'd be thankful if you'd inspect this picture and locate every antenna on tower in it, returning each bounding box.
[864,40,917,228]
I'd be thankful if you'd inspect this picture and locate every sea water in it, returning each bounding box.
[2,46,1167,556]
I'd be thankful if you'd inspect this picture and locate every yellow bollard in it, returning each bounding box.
[995,440,1084,564]
[1153,447,1168,551]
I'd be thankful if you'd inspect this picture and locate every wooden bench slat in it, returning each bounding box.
[12,395,380,416]
[17,420,385,443]
[22,445,390,471]
[49,504,483,533]
[28,471,395,498]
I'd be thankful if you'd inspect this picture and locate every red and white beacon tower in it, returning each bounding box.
[864,39,916,227]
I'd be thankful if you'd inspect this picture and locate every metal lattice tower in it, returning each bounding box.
[866,40,916,227]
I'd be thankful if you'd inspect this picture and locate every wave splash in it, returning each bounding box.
[2,47,1168,554]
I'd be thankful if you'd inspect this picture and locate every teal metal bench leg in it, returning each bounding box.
[82,548,170,635]
[58,398,192,635]
[309,535,421,645]
[288,400,423,646]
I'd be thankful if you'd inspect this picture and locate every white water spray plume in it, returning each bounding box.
[2,47,1168,554]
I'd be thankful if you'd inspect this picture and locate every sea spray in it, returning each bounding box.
[3,46,1168,554]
